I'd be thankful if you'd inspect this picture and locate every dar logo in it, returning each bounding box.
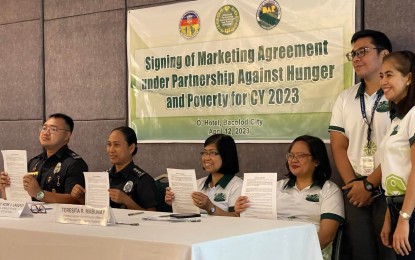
[256,0,282,30]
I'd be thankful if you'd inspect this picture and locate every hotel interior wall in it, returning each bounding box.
[0,0,414,186]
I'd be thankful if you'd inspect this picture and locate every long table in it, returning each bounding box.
[0,205,323,260]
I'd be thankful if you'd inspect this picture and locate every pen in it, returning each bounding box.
[116,222,140,226]
[128,211,144,216]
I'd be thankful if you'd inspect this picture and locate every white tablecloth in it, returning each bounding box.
[0,205,323,260]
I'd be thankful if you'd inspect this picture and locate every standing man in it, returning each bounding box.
[329,30,395,260]
[1,113,88,204]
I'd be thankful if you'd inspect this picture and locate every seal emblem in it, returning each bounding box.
[179,11,200,39]
[123,181,133,193]
[215,5,240,35]
[53,162,61,174]
[256,0,281,30]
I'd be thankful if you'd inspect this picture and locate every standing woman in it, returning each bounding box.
[380,51,415,258]
[71,126,157,210]
[165,134,242,216]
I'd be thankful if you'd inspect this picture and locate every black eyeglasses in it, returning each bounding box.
[345,47,383,61]
[39,125,70,134]
[286,153,312,161]
[31,204,47,214]
[200,151,220,157]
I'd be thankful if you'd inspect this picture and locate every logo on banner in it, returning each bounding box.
[256,0,281,30]
[179,11,200,39]
[215,5,240,35]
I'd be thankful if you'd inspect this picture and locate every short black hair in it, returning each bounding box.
[48,113,74,133]
[204,134,239,175]
[351,29,392,52]
[384,51,415,117]
[285,135,331,185]
[111,126,138,155]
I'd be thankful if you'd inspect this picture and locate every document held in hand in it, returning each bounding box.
[1,150,31,202]
[240,172,278,219]
[84,172,109,208]
[167,168,200,214]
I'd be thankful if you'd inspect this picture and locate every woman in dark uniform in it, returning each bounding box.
[71,126,157,210]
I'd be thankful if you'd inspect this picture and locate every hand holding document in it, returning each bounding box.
[84,172,109,208]
[1,150,31,202]
[240,173,278,219]
[167,168,200,214]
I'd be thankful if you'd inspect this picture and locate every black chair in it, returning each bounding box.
[331,225,343,260]
[154,174,172,212]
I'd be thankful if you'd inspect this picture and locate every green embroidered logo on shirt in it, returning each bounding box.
[363,140,377,156]
[384,174,406,196]
[376,101,389,112]
[391,125,399,136]
[214,193,226,202]
[306,194,320,202]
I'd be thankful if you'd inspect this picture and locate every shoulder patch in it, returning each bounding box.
[133,167,146,178]
[68,152,82,159]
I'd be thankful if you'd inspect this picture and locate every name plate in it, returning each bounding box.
[55,204,115,226]
[0,201,32,218]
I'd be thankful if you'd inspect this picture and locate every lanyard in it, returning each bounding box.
[359,92,383,148]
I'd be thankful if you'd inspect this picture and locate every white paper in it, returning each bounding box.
[167,168,200,214]
[1,150,31,202]
[240,173,278,219]
[84,172,109,208]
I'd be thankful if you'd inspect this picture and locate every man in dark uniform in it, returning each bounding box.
[0,113,88,204]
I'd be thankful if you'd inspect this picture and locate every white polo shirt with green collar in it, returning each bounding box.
[197,174,242,213]
[380,107,415,196]
[276,179,345,226]
[277,178,345,260]
[329,82,390,176]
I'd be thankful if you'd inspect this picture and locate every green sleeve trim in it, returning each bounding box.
[321,212,345,224]
[328,126,345,133]
[409,135,415,146]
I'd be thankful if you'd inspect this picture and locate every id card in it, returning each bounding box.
[360,156,374,176]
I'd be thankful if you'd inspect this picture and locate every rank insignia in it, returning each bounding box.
[133,167,145,178]
[53,162,61,174]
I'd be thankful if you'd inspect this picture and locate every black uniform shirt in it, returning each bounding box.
[28,145,88,195]
[108,161,157,209]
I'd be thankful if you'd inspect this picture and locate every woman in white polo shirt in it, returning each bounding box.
[165,134,242,217]
[235,135,345,260]
[379,51,415,259]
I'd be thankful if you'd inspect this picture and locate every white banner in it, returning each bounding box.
[128,0,355,142]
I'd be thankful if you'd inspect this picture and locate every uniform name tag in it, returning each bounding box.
[0,201,32,218]
[360,156,374,176]
[55,204,115,226]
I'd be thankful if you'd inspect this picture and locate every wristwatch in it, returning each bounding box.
[36,190,45,201]
[362,178,374,192]
[399,210,411,220]
[208,205,216,215]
